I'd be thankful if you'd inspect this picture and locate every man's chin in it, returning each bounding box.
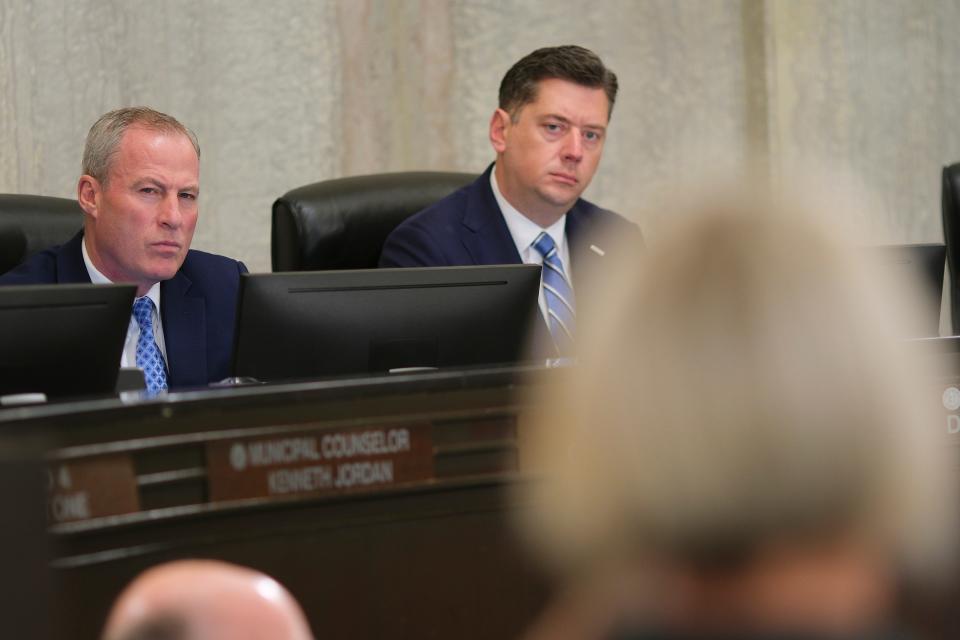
[147,260,186,284]
[538,187,582,211]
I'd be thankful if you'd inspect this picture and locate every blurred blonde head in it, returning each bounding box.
[520,186,955,584]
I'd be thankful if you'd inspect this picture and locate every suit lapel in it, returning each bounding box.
[57,232,94,283]
[566,203,606,293]
[160,271,207,387]
[459,166,522,265]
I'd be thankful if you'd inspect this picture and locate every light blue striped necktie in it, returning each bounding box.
[132,296,168,394]
[532,232,576,355]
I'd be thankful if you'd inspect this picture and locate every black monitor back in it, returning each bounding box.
[233,265,541,381]
[871,243,946,338]
[0,283,135,399]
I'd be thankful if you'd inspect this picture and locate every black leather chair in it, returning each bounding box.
[271,171,475,271]
[0,194,82,275]
[943,164,960,333]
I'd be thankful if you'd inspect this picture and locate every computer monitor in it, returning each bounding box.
[0,283,135,399]
[870,243,946,337]
[232,265,542,381]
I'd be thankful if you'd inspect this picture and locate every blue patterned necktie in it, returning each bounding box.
[132,296,168,394]
[532,232,576,355]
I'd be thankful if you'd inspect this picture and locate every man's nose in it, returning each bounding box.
[562,130,583,162]
[158,194,183,228]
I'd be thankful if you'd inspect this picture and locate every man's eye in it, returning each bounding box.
[584,131,602,142]
[140,187,158,195]
[544,123,563,133]
[179,192,197,200]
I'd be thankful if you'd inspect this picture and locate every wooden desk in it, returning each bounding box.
[0,366,553,640]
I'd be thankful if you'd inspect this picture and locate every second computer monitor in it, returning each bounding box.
[233,264,542,381]
[870,243,946,337]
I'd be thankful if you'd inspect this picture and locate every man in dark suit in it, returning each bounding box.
[0,107,246,391]
[379,45,641,357]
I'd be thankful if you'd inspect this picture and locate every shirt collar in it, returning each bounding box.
[490,166,567,257]
[82,235,162,309]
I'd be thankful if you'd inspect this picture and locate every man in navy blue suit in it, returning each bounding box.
[0,107,246,390]
[379,46,641,357]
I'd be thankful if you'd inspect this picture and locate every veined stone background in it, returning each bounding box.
[2,0,959,272]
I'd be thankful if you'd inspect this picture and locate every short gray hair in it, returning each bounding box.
[106,615,188,640]
[82,107,200,184]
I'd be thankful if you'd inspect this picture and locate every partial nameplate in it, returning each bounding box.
[47,454,140,524]
[206,423,434,502]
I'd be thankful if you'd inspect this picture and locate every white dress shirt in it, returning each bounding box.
[490,167,572,326]
[81,238,168,368]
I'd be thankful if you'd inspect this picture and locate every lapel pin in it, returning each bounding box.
[590,245,606,257]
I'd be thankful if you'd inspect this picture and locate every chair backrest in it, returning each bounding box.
[271,171,476,271]
[942,164,960,333]
[0,194,82,275]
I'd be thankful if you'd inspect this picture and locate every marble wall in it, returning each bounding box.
[1,0,958,271]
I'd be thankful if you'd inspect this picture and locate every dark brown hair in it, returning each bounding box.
[498,45,618,120]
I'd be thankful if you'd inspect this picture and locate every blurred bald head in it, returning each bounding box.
[102,560,313,640]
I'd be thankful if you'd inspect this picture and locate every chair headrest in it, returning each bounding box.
[0,194,82,275]
[272,171,475,271]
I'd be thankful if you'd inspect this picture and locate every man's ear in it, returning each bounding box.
[77,175,100,218]
[489,108,512,154]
